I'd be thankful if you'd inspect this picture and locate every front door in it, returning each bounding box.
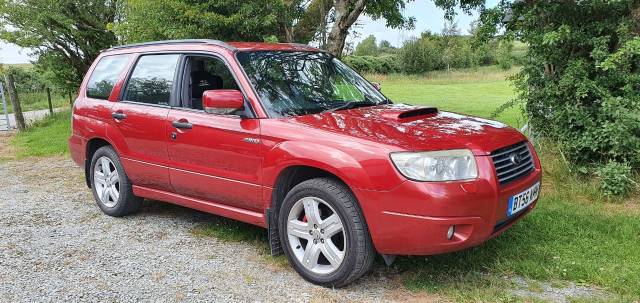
[110,53,181,191]
[166,55,262,211]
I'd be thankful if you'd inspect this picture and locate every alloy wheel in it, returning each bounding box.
[287,196,346,275]
[93,156,120,208]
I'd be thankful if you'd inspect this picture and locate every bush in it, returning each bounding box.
[504,1,640,196]
[0,66,46,92]
[342,55,400,74]
[398,34,495,74]
[596,161,634,198]
[398,37,444,73]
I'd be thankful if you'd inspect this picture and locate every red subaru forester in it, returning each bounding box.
[69,39,542,287]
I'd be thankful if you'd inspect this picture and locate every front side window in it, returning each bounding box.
[86,54,130,100]
[236,51,387,117]
[183,56,240,110]
[123,54,180,105]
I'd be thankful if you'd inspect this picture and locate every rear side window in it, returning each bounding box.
[86,55,130,100]
[123,54,180,105]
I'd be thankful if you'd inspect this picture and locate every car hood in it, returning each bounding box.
[281,104,527,155]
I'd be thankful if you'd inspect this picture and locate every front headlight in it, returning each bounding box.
[390,149,478,181]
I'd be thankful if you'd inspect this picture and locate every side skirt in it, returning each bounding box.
[132,185,267,228]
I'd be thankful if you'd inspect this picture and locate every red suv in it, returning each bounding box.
[69,40,542,287]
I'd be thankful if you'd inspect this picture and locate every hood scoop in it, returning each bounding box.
[398,107,438,119]
[380,106,438,121]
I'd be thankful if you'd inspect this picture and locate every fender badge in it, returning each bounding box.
[243,138,260,144]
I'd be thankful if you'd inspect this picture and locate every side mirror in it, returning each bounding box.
[202,89,244,115]
[371,82,381,91]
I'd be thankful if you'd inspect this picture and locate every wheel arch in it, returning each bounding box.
[267,164,369,256]
[84,137,116,188]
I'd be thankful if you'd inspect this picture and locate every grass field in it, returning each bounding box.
[4,91,69,114]
[368,66,524,127]
[8,65,640,301]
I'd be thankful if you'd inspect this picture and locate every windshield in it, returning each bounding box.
[236,51,388,117]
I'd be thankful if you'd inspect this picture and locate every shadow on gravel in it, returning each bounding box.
[129,199,624,301]
[136,199,283,261]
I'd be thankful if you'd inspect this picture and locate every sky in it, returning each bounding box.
[0,0,498,64]
[348,0,500,48]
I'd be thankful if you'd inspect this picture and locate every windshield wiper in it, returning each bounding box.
[328,101,377,112]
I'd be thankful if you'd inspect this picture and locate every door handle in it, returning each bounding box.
[111,112,127,120]
[172,121,193,129]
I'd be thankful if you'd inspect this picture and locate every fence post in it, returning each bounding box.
[4,72,25,131]
[46,87,53,114]
[0,82,10,130]
[68,93,72,105]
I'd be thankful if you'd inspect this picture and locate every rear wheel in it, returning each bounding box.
[89,146,142,217]
[278,178,375,287]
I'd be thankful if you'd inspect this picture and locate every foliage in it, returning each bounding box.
[495,40,514,70]
[348,32,521,76]
[114,0,417,57]
[596,161,635,198]
[493,0,640,188]
[0,0,119,93]
[0,65,44,92]
[325,0,415,56]
[0,65,68,114]
[342,55,400,74]
[113,0,284,43]
[397,32,501,74]
[353,35,379,56]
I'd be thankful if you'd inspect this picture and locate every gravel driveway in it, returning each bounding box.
[0,157,427,303]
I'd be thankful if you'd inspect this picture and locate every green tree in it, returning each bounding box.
[114,0,284,43]
[325,0,417,57]
[354,35,378,56]
[378,39,396,54]
[0,0,119,92]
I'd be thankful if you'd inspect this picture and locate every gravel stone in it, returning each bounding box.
[0,157,414,302]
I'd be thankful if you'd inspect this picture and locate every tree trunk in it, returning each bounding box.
[326,0,366,57]
[4,73,26,131]
[68,93,73,105]
[46,87,53,114]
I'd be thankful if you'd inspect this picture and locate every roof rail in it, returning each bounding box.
[105,39,235,51]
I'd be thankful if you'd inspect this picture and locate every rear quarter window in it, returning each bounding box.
[86,54,131,100]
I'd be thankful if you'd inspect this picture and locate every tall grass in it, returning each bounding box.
[3,91,69,114]
[11,109,71,157]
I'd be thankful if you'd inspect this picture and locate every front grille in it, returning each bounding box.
[490,141,534,185]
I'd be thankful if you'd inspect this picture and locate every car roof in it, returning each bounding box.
[104,39,321,53]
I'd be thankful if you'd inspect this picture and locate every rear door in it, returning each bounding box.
[166,54,263,211]
[110,53,181,191]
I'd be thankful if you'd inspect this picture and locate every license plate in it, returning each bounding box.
[507,182,540,217]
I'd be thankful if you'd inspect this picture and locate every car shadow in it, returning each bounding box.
[134,199,547,290]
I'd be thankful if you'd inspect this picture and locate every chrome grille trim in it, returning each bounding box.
[490,141,534,185]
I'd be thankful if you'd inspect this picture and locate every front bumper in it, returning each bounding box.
[355,149,542,256]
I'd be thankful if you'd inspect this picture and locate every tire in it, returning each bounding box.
[278,178,375,287]
[89,146,142,217]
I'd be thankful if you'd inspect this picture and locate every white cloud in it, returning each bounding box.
[0,41,34,64]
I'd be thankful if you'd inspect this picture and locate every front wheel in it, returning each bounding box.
[278,178,375,287]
